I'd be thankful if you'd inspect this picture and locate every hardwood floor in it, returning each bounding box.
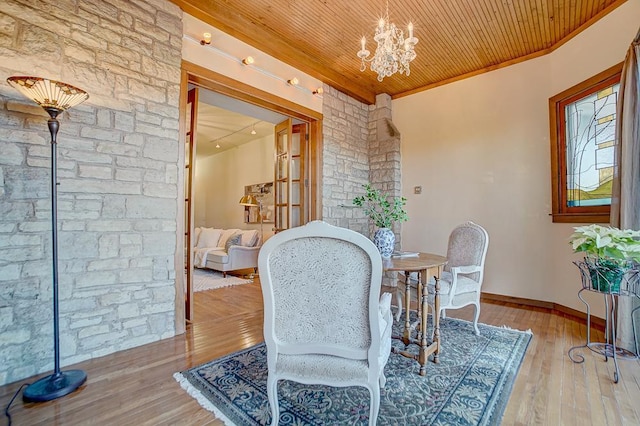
[1,278,639,425]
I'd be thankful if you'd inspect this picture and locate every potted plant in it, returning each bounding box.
[353,183,408,258]
[569,224,640,292]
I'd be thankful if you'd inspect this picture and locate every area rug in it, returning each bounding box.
[174,312,531,425]
[193,268,253,292]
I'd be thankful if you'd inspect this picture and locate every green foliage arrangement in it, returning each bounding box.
[352,183,408,229]
[569,224,640,265]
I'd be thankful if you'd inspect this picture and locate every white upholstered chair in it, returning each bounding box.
[258,220,393,426]
[396,221,489,335]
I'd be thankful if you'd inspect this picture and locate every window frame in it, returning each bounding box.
[549,63,622,223]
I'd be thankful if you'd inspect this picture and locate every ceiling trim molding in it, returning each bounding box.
[182,60,323,121]
[172,0,376,104]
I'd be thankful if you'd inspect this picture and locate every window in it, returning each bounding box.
[549,63,622,223]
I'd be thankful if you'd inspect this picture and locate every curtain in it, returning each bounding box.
[610,27,640,353]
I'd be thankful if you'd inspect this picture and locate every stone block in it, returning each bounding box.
[125,196,175,219]
[0,264,20,281]
[120,244,141,258]
[120,233,142,245]
[122,317,146,329]
[78,164,112,179]
[116,169,143,182]
[114,112,135,131]
[102,195,126,218]
[0,246,43,262]
[142,233,175,256]
[81,330,128,350]
[135,121,178,139]
[87,258,129,271]
[97,141,139,157]
[75,271,117,289]
[61,179,140,195]
[68,316,102,330]
[98,234,119,258]
[144,169,165,183]
[0,234,41,248]
[0,143,23,165]
[63,40,96,64]
[119,268,152,283]
[142,182,176,198]
[140,302,173,315]
[117,156,164,171]
[87,220,131,232]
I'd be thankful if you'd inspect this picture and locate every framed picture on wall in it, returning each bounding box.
[243,182,274,224]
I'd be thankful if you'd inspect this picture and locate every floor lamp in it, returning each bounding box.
[239,194,263,243]
[7,76,89,402]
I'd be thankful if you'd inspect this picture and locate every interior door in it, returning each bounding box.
[184,87,198,321]
[274,119,308,232]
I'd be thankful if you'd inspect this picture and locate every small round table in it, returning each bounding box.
[383,252,447,376]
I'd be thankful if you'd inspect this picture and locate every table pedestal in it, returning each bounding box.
[384,253,447,376]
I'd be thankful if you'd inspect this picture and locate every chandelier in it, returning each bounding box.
[357,2,418,81]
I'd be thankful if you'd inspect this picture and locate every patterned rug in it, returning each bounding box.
[174,313,531,425]
[193,268,253,292]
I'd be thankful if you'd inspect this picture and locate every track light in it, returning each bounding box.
[313,87,324,95]
[287,77,299,86]
[242,56,254,65]
[200,32,211,45]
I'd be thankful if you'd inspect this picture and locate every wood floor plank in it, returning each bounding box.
[1,278,639,425]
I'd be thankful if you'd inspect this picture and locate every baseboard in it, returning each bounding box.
[481,292,606,332]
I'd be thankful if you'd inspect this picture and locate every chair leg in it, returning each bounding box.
[473,302,480,335]
[368,385,380,426]
[267,375,280,426]
[395,289,403,322]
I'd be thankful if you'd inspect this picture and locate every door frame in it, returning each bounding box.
[175,60,324,333]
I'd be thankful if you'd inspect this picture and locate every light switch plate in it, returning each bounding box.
[414,186,422,194]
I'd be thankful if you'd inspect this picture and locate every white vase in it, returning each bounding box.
[373,228,395,258]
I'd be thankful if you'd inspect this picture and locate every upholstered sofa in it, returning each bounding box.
[193,227,261,277]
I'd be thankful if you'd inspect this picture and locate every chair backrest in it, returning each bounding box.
[258,221,383,361]
[444,221,489,283]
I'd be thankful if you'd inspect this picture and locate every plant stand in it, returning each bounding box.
[568,261,640,383]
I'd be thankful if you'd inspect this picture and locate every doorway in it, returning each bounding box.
[175,61,323,331]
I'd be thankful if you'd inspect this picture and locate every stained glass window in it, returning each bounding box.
[564,82,619,207]
[549,64,621,223]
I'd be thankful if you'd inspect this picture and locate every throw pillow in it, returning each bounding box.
[197,228,223,249]
[239,230,259,247]
[194,227,202,247]
[217,228,241,248]
[225,233,242,252]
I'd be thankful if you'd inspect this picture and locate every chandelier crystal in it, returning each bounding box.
[357,2,418,82]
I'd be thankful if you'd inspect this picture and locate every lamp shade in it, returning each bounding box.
[239,194,258,206]
[7,76,88,111]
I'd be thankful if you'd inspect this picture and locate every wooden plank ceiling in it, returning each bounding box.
[172,0,626,104]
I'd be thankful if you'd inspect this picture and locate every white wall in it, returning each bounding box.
[393,1,640,315]
[194,134,274,239]
[182,14,323,114]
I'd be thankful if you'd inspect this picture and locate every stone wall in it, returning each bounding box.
[0,0,182,385]
[320,84,370,235]
[368,93,403,249]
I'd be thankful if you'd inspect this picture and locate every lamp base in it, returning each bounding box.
[23,370,87,402]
